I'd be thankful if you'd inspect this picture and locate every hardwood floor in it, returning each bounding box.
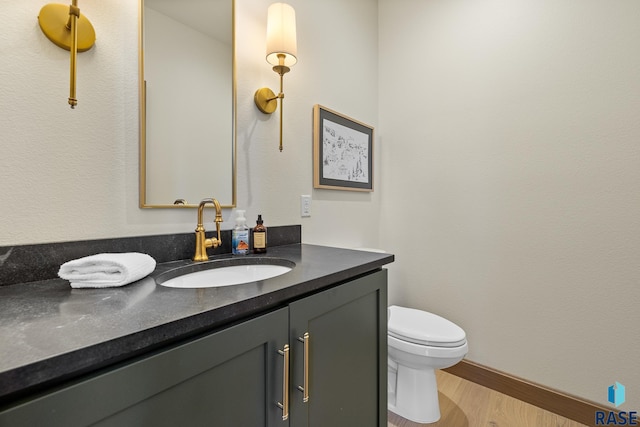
[387,370,589,427]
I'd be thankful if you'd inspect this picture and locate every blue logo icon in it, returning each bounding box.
[609,382,626,407]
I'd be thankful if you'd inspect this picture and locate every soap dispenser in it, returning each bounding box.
[232,210,250,255]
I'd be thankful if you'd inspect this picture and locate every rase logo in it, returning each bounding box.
[610,382,627,408]
[595,382,638,426]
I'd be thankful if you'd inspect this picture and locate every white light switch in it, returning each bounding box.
[301,195,312,217]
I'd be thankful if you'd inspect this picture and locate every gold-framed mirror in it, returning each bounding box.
[139,0,236,208]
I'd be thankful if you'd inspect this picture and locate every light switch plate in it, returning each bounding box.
[301,195,311,217]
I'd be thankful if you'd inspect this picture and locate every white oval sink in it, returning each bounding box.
[156,258,294,289]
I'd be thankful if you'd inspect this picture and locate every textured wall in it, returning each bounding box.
[0,0,380,247]
[234,0,381,248]
[0,0,164,244]
[379,0,640,409]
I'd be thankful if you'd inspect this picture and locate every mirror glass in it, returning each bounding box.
[140,0,236,208]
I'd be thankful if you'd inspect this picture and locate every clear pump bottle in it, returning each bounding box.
[232,210,250,255]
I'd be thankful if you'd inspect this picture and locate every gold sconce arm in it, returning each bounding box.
[38,1,96,108]
[68,1,79,107]
[254,54,291,152]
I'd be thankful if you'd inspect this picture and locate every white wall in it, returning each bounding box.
[235,0,381,248]
[379,0,640,409]
[0,0,380,247]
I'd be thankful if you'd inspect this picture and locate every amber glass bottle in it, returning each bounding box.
[252,215,267,253]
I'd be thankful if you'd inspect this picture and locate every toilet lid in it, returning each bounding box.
[388,305,467,348]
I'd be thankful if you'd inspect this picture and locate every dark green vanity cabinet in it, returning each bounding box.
[0,308,290,427]
[289,270,387,427]
[0,269,387,427]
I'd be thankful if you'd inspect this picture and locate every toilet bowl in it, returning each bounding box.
[387,305,468,424]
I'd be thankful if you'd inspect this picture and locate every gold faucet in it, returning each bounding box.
[193,198,223,262]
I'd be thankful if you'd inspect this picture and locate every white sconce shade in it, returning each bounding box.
[266,3,297,67]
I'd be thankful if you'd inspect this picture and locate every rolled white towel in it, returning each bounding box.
[58,253,157,289]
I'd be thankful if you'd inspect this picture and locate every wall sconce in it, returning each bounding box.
[254,3,297,152]
[38,1,96,108]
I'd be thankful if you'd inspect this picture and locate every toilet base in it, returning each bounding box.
[388,364,441,424]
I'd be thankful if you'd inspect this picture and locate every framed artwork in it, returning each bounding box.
[313,104,374,191]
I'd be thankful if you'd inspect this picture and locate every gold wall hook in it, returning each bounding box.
[38,1,96,108]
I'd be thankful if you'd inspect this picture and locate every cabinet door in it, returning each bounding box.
[289,270,388,427]
[0,308,289,427]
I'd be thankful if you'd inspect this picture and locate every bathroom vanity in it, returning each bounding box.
[0,244,393,426]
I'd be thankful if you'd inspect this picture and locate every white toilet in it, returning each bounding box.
[387,305,468,423]
[351,248,468,423]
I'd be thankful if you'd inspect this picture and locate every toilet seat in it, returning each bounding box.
[388,334,468,360]
[388,305,466,348]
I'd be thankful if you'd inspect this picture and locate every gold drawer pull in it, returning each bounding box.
[297,332,310,402]
[277,344,290,420]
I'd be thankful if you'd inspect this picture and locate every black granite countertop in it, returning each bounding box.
[0,244,393,404]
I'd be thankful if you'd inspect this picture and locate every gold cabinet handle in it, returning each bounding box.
[297,332,310,403]
[277,344,290,420]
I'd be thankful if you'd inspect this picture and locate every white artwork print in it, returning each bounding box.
[322,118,369,183]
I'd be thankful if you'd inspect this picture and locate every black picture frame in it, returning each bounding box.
[313,104,374,191]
